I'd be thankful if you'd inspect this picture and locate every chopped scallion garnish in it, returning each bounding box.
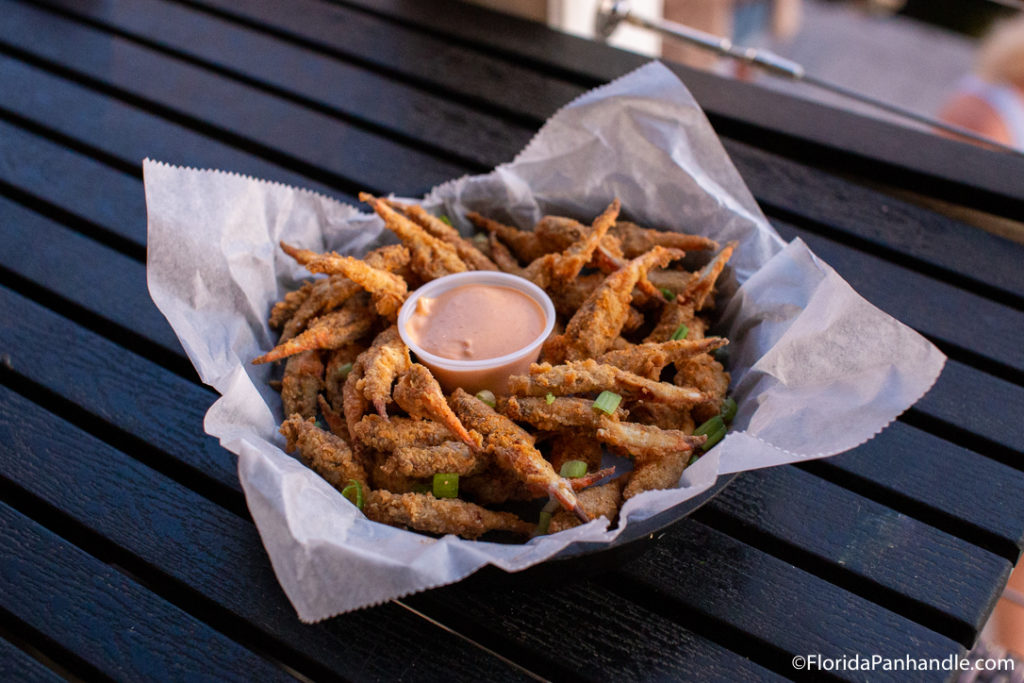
[334,362,353,380]
[341,479,364,509]
[720,397,738,423]
[439,215,452,226]
[687,453,700,467]
[592,390,622,415]
[559,460,588,479]
[660,287,676,301]
[533,510,553,537]
[475,389,497,408]
[694,416,727,451]
[545,393,556,405]
[701,424,727,451]
[694,415,724,437]
[671,324,689,341]
[433,473,459,498]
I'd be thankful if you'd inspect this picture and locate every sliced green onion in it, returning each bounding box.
[694,416,727,451]
[545,392,556,405]
[592,390,622,415]
[439,214,453,226]
[720,397,738,423]
[686,453,700,467]
[694,415,724,438]
[559,460,588,478]
[701,424,727,451]
[341,479,364,509]
[659,287,676,301]
[433,473,459,498]
[475,389,497,408]
[671,324,689,341]
[533,510,553,537]
[313,419,326,430]
[713,346,730,364]
[334,361,353,380]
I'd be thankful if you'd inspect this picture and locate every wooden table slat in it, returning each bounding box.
[614,520,964,682]
[0,55,344,199]
[0,0,465,197]
[0,636,65,683]
[0,285,237,493]
[0,502,292,682]
[702,465,1011,641]
[0,379,786,682]
[821,421,1024,556]
[0,196,182,355]
[0,383,536,683]
[36,0,525,170]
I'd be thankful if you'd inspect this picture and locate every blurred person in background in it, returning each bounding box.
[940,15,1024,150]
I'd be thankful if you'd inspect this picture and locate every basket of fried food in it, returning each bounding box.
[253,193,738,541]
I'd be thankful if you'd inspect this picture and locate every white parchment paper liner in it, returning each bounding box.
[145,62,945,622]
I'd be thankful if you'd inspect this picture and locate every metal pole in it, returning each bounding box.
[596,0,1024,157]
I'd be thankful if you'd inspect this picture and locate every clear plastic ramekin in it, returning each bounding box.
[397,271,556,396]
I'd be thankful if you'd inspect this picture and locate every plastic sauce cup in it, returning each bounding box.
[397,271,556,396]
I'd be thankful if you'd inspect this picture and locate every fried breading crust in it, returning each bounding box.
[279,414,367,489]
[509,359,707,406]
[504,396,628,431]
[280,350,323,419]
[364,490,533,539]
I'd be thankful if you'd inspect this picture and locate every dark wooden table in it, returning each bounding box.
[2,1,1024,680]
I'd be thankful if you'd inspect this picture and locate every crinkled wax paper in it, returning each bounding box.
[145,61,945,622]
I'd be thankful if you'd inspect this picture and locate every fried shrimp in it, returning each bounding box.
[679,242,736,310]
[596,416,706,461]
[303,252,408,319]
[393,364,482,449]
[280,350,323,419]
[355,326,411,418]
[279,414,367,489]
[561,246,683,361]
[549,480,624,534]
[450,388,589,522]
[323,343,363,412]
[386,200,498,271]
[361,193,468,280]
[548,431,605,473]
[352,415,455,452]
[253,297,374,364]
[522,199,620,290]
[675,354,731,422]
[380,441,488,478]
[269,280,314,329]
[597,337,727,380]
[611,221,717,258]
[317,394,348,439]
[277,243,410,340]
[342,356,369,444]
[504,396,628,431]
[364,490,533,539]
[488,233,526,275]
[466,211,547,263]
[510,360,706,406]
[264,193,737,541]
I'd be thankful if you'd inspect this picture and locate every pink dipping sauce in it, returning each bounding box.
[406,284,546,362]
